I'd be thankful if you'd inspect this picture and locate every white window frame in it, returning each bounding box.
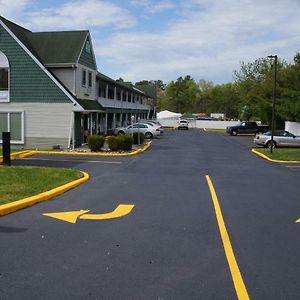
[0,110,24,144]
[0,51,10,103]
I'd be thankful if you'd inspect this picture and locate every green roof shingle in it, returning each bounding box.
[0,16,88,66]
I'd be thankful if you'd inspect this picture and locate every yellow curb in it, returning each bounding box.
[0,171,89,216]
[0,150,31,164]
[251,149,300,163]
[203,128,226,132]
[18,142,152,159]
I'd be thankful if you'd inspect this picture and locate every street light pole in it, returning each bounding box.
[267,55,278,154]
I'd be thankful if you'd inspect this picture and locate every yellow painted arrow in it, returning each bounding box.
[296,218,300,223]
[43,204,135,224]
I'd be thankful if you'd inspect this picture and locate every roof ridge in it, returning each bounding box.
[32,30,89,34]
[0,15,31,33]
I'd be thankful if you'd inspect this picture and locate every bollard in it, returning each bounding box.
[2,132,11,166]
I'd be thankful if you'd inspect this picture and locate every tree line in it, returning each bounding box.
[143,52,300,127]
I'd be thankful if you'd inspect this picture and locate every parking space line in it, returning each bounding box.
[286,165,300,168]
[22,157,122,164]
[205,175,250,300]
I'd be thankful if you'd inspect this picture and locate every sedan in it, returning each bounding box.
[114,123,160,138]
[254,130,300,148]
[140,120,164,134]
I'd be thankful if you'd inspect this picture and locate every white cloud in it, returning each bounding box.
[0,0,29,19]
[130,0,175,14]
[95,0,300,83]
[22,0,136,31]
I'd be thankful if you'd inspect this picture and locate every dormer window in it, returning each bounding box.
[0,51,9,102]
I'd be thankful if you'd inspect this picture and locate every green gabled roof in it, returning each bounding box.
[76,99,105,111]
[135,84,157,98]
[0,15,88,65]
[0,16,35,55]
[28,31,88,65]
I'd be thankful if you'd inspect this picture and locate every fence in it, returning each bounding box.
[158,118,239,129]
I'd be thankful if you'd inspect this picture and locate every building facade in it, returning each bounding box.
[0,16,156,149]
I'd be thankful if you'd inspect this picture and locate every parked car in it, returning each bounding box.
[140,120,164,134]
[226,121,269,136]
[113,123,160,138]
[177,119,189,130]
[254,130,300,148]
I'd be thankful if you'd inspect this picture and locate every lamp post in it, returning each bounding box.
[267,55,278,154]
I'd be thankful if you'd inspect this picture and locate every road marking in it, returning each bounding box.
[286,165,300,168]
[205,175,250,300]
[23,157,122,164]
[43,204,135,224]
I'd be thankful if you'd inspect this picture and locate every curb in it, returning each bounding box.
[251,149,300,163]
[17,142,152,159]
[0,150,30,163]
[0,171,89,216]
[203,128,226,132]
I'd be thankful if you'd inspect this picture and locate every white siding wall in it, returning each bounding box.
[76,64,97,100]
[50,68,75,94]
[0,103,73,149]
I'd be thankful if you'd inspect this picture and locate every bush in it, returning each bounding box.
[119,135,133,151]
[87,135,105,152]
[107,136,120,151]
[107,135,133,151]
[133,132,145,145]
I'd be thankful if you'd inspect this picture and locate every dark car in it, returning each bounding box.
[226,121,269,136]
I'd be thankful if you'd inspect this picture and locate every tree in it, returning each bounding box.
[162,76,198,113]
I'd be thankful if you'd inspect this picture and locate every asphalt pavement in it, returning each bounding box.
[0,129,300,299]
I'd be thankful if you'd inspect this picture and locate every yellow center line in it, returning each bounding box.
[205,175,250,300]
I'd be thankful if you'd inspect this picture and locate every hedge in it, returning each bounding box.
[107,135,133,151]
[87,135,106,152]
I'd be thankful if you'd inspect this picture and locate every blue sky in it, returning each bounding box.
[1,0,300,84]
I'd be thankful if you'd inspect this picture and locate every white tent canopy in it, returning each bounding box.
[157,110,182,119]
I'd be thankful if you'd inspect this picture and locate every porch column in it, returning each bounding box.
[113,113,116,129]
[96,113,99,134]
[105,84,108,99]
[105,113,108,135]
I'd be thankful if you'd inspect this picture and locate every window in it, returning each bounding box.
[82,69,86,87]
[0,111,24,144]
[0,51,9,102]
[88,72,92,88]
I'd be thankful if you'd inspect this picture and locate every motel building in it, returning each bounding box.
[0,16,156,149]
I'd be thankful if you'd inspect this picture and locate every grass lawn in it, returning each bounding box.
[0,166,82,205]
[255,148,300,161]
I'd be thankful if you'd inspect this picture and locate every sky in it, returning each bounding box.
[1,0,300,84]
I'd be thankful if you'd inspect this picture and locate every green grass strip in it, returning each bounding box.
[255,148,300,161]
[0,166,82,205]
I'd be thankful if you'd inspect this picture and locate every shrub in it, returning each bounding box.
[87,135,105,152]
[119,135,133,151]
[107,135,133,151]
[107,136,120,151]
[133,132,145,145]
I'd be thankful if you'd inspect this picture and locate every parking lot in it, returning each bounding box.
[1,129,300,299]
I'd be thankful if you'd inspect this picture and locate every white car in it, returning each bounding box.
[177,119,189,130]
[114,123,160,138]
[254,130,300,148]
[141,120,164,134]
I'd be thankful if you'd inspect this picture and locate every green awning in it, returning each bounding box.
[76,99,105,111]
